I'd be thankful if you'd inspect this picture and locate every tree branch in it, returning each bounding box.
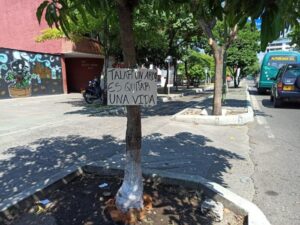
[198,18,215,39]
[225,24,238,49]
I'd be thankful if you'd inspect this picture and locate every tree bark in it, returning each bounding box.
[185,60,190,89]
[212,45,225,115]
[174,59,178,91]
[164,64,169,94]
[115,0,143,213]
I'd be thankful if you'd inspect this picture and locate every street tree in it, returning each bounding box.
[226,23,260,87]
[190,0,300,115]
[37,0,144,216]
[37,0,300,221]
[37,0,189,220]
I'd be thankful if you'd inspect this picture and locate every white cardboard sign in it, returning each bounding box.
[107,68,157,106]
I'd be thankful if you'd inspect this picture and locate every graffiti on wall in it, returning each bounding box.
[0,49,63,98]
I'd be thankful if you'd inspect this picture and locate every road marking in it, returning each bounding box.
[256,116,266,125]
[250,93,261,111]
[249,91,275,139]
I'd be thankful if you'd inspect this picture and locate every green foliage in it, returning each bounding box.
[36,1,50,24]
[226,23,260,77]
[36,0,117,38]
[289,26,300,50]
[36,1,122,61]
[133,3,168,65]
[36,0,202,66]
[179,49,214,80]
[190,0,300,50]
[35,28,64,42]
[37,0,300,56]
[134,3,201,66]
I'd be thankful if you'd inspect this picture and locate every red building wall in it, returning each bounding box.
[65,58,104,93]
[0,0,105,95]
[0,0,62,54]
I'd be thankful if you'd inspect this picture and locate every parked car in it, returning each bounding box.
[270,63,300,107]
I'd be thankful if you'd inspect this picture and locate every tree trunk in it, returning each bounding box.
[212,46,225,115]
[174,59,178,91]
[102,18,108,79]
[103,20,109,105]
[185,60,190,89]
[115,0,143,212]
[164,64,169,94]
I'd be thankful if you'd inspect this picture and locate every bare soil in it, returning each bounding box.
[8,174,245,225]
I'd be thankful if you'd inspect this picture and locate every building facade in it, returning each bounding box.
[266,37,295,52]
[0,0,104,99]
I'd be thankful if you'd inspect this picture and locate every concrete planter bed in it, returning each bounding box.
[0,164,269,225]
[171,102,254,126]
[171,85,254,126]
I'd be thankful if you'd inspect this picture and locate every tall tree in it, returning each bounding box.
[37,0,300,219]
[190,0,300,115]
[190,1,238,115]
[114,0,144,212]
[226,23,260,87]
[37,0,143,215]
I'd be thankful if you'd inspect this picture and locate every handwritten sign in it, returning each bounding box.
[107,68,157,106]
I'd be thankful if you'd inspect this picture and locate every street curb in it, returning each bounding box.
[85,163,270,225]
[0,165,85,221]
[171,87,254,126]
[0,163,270,225]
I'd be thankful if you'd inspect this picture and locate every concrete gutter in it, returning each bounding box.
[171,87,254,126]
[0,163,270,225]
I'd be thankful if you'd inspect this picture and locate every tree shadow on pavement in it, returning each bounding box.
[0,135,124,203]
[0,132,244,205]
[141,132,244,187]
[196,97,248,109]
[61,97,204,117]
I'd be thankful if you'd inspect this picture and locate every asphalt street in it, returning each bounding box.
[247,80,300,225]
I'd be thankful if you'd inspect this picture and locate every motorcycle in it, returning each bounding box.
[83,77,103,104]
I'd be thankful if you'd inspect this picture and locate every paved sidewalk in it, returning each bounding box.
[0,83,255,206]
[223,81,249,110]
